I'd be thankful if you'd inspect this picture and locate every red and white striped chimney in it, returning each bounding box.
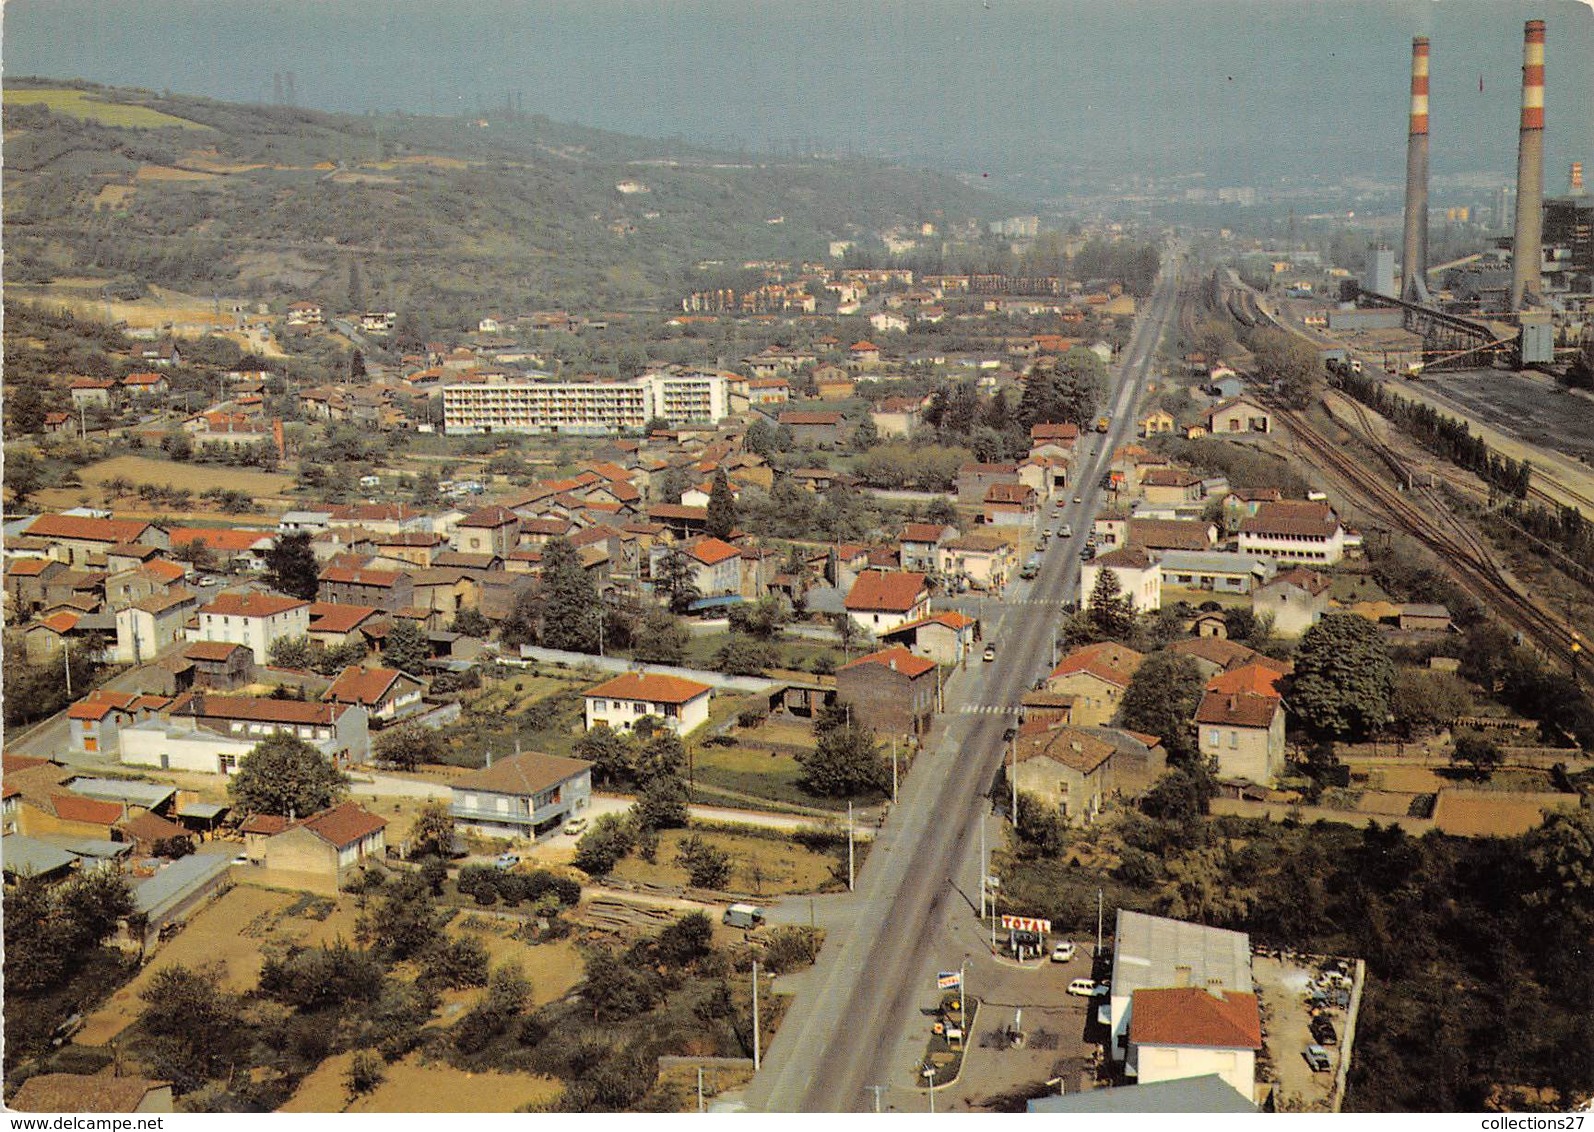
[1400,37,1431,301]
[1510,19,1546,312]
[1571,162,1584,195]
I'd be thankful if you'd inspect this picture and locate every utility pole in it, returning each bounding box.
[697,1066,705,1113]
[1096,887,1105,958]
[752,960,761,1070]
[891,736,898,804]
[866,1084,886,1113]
[1009,732,1018,825]
[847,802,855,891]
[63,638,73,699]
[924,1065,936,1113]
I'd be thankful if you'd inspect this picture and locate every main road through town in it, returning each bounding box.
[743,246,1185,1112]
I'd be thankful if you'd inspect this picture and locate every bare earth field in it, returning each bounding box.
[9,280,241,332]
[78,454,296,500]
[73,884,350,1046]
[609,827,837,895]
[280,1051,562,1113]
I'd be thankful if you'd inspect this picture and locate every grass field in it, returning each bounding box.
[609,827,840,896]
[280,1050,563,1113]
[9,279,245,331]
[691,744,843,812]
[4,88,213,130]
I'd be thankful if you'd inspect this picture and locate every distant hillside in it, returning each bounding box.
[2,79,1018,321]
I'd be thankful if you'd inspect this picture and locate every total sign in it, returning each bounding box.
[1001,914,1052,934]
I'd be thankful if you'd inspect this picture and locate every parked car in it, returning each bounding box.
[1072,496,1083,504]
[983,644,997,662]
[1303,1045,1332,1072]
[494,853,521,870]
[1067,979,1109,997]
[563,817,589,837]
[723,903,765,929]
[1051,941,1076,963]
[1310,1016,1338,1046]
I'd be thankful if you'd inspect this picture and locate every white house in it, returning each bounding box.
[1108,910,1254,1068]
[583,672,713,736]
[1237,501,1346,565]
[1081,545,1162,613]
[115,589,198,664]
[844,570,931,636]
[1251,567,1333,637]
[1195,684,1287,785]
[1126,987,1261,1101]
[449,751,593,840]
[194,592,311,665]
[119,693,369,774]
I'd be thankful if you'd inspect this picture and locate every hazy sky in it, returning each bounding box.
[4,0,1591,187]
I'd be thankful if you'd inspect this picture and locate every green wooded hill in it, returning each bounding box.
[2,79,1017,319]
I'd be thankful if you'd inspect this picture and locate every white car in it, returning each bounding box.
[1072,496,1083,505]
[563,817,589,837]
[1067,978,1109,997]
[1051,941,1076,963]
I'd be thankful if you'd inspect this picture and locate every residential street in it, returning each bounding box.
[741,247,1183,1111]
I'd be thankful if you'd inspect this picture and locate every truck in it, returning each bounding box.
[723,903,765,929]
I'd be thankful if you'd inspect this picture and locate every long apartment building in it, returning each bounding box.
[442,370,727,435]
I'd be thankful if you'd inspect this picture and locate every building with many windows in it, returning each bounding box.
[442,371,727,435]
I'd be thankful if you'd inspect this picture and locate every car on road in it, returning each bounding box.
[1051,941,1076,963]
[494,853,521,870]
[1072,496,1083,504]
[1067,979,1109,997]
[1058,524,1072,538]
[982,644,997,662]
[1080,546,1096,560]
[1043,527,1054,538]
[1303,1045,1332,1072]
[563,817,589,837]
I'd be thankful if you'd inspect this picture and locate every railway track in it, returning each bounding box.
[1270,399,1579,666]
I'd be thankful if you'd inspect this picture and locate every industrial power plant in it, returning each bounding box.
[1353,19,1589,371]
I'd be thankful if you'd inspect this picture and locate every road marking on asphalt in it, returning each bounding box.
[959,704,1022,715]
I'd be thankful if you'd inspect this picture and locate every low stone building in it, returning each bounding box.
[258,802,388,892]
[835,645,938,737]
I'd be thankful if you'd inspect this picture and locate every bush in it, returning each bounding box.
[573,814,635,876]
[675,835,732,889]
[761,926,822,973]
[420,936,490,991]
[736,708,768,729]
[345,1050,387,1100]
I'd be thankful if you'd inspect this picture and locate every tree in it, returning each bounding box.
[1251,327,1322,409]
[796,719,886,796]
[676,835,732,888]
[706,468,738,539]
[1118,651,1204,761]
[1018,348,1105,428]
[1086,568,1136,640]
[345,1050,386,1101]
[1013,791,1068,859]
[54,867,136,953]
[268,634,314,670]
[449,608,491,638]
[727,595,788,640]
[655,910,715,967]
[713,634,776,676]
[1288,614,1396,738]
[499,584,543,649]
[580,945,658,1023]
[575,724,635,787]
[137,964,249,1095]
[382,619,431,674]
[227,732,349,818]
[266,531,321,601]
[5,449,47,506]
[539,537,600,652]
[358,871,445,960]
[1450,731,1504,780]
[6,384,49,434]
[635,773,690,831]
[1390,668,1474,736]
[653,547,701,615]
[573,813,636,875]
[633,606,689,665]
[926,496,957,526]
[407,799,456,860]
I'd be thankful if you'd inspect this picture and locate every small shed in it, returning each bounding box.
[1399,603,1453,632]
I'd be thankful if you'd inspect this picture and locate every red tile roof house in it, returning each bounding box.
[324,665,427,728]
[26,514,170,566]
[777,410,846,447]
[118,692,370,775]
[455,505,522,557]
[306,601,383,648]
[1195,684,1287,787]
[1126,986,1262,1101]
[898,523,958,572]
[844,570,931,637]
[835,645,938,736]
[193,591,310,665]
[257,802,388,892]
[448,751,594,842]
[182,640,256,690]
[880,609,980,665]
[583,671,713,736]
[316,563,417,613]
